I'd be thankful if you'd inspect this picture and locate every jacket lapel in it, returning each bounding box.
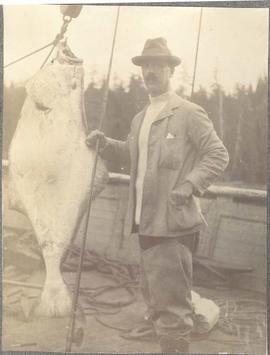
[129,93,182,171]
[153,93,182,123]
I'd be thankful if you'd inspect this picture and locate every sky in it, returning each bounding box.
[3,5,269,94]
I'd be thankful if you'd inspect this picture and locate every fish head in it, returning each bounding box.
[26,40,84,111]
[54,40,83,66]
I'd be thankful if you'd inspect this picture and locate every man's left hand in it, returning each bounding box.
[170,182,194,206]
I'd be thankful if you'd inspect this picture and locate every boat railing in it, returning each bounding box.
[3,160,266,203]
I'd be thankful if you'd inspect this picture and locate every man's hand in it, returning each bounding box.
[170,181,194,206]
[86,130,107,149]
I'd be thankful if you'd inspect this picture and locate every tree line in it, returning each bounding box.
[3,75,267,186]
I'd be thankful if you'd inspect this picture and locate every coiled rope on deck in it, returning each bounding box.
[216,298,266,343]
[62,245,139,316]
[4,232,266,345]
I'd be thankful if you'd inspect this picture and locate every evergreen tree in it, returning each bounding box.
[3,83,26,159]
[4,75,267,185]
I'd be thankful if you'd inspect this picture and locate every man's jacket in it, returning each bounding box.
[101,93,229,238]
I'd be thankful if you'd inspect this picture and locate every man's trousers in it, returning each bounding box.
[138,233,198,352]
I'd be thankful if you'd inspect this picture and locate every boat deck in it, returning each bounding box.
[2,268,267,354]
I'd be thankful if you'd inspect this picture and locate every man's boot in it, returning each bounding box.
[159,335,190,353]
[120,315,156,341]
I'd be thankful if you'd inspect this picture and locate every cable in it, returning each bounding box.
[40,16,72,69]
[4,42,54,68]
[4,15,72,70]
[65,7,121,352]
[191,8,203,99]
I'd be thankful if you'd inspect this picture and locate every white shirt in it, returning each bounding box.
[135,91,173,225]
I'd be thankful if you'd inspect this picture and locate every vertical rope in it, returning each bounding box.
[98,6,121,131]
[65,6,121,352]
[191,8,203,99]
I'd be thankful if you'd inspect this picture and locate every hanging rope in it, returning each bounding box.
[39,15,72,69]
[65,6,121,352]
[4,42,55,69]
[4,15,72,69]
[191,8,203,99]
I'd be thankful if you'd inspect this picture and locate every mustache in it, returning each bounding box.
[145,73,158,82]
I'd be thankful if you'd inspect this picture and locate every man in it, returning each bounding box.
[87,37,229,353]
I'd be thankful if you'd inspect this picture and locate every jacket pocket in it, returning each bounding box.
[167,195,203,232]
[159,137,182,170]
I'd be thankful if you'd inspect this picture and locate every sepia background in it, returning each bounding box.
[4,5,268,183]
[2,4,268,354]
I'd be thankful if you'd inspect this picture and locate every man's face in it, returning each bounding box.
[141,60,173,97]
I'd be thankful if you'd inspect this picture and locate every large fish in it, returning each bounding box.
[8,41,109,317]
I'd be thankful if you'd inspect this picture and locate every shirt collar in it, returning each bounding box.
[149,90,174,104]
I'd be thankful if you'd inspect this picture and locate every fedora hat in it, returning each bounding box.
[132,37,181,67]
